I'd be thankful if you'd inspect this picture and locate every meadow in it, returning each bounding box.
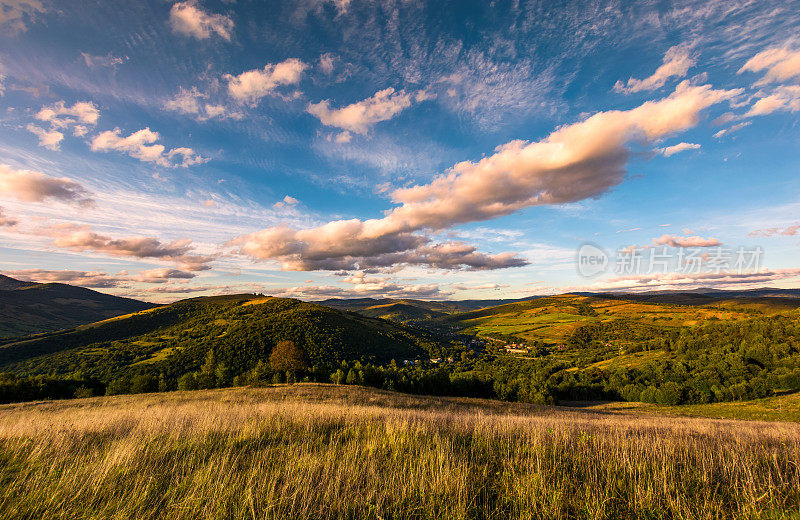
[1,384,799,520]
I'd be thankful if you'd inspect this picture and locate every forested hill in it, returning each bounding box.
[0,294,446,384]
[0,275,154,338]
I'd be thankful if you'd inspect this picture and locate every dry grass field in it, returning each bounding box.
[1,384,799,519]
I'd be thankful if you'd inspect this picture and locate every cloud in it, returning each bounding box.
[658,142,701,157]
[169,0,234,41]
[614,44,696,94]
[26,124,63,150]
[739,46,800,86]
[135,267,196,283]
[232,82,739,272]
[271,279,450,301]
[651,234,721,247]
[44,223,214,271]
[0,0,46,34]
[225,58,308,106]
[30,101,99,150]
[436,50,555,130]
[307,88,430,134]
[229,222,527,272]
[4,267,197,288]
[273,195,299,209]
[81,52,128,68]
[578,268,800,293]
[745,85,800,117]
[0,207,17,227]
[0,164,93,206]
[90,128,207,167]
[36,100,100,126]
[452,283,509,291]
[748,223,800,237]
[164,86,242,121]
[713,121,751,138]
[319,53,335,74]
[4,269,130,288]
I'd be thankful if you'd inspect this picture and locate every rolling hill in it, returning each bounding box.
[318,296,542,323]
[0,274,155,339]
[0,294,446,383]
[446,292,800,345]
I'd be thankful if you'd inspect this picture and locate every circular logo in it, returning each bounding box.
[576,243,608,277]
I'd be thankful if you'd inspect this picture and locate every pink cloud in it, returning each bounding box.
[0,207,18,227]
[0,164,93,206]
[748,223,800,237]
[43,223,214,271]
[652,234,721,248]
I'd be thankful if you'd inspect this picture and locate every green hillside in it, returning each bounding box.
[0,294,445,385]
[319,296,542,323]
[447,293,800,345]
[0,274,155,339]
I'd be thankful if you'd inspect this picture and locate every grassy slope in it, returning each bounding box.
[0,384,798,520]
[0,295,443,381]
[449,293,800,344]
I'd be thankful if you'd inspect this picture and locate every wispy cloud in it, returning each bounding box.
[614,44,695,94]
[169,0,234,41]
[307,88,431,135]
[739,46,800,86]
[658,142,701,156]
[0,0,46,34]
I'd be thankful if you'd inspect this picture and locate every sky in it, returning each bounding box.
[1,0,799,303]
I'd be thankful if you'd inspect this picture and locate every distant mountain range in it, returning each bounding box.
[0,274,155,339]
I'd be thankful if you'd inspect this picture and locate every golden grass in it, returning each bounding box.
[0,384,799,520]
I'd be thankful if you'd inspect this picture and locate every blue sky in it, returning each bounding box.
[1,0,799,302]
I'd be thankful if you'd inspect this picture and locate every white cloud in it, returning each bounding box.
[745,85,800,116]
[164,86,242,121]
[307,88,430,134]
[225,58,308,106]
[739,46,800,86]
[614,44,695,94]
[169,0,234,41]
[713,121,751,138]
[26,124,63,151]
[36,100,100,126]
[232,82,740,272]
[658,142,700,157]
[90,128,207,167]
